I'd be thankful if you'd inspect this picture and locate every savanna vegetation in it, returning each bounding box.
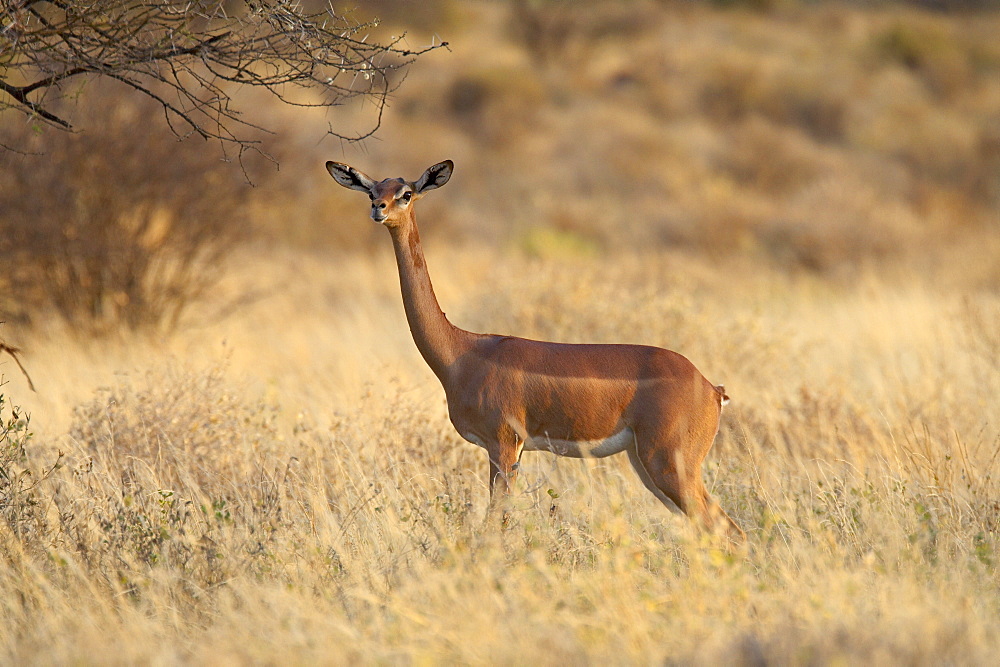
[1,0,999,663]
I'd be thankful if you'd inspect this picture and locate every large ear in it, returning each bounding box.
[414,160,453,194]
[325,161,377,193]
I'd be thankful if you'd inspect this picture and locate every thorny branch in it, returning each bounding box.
[0,0,447,157]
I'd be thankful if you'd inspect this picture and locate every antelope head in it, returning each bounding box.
[326,160,454,228]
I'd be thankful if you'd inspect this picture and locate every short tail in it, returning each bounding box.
[714,384,730,407]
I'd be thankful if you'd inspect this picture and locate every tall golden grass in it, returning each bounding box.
[4,242,999,663]
[2,0,1000,663]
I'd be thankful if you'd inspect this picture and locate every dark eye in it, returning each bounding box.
[368,193,375,201]
[401,191,412,203]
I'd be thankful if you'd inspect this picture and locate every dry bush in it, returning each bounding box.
[445,65,547,148]
[718,119,828,195]
[0,390,54,544]
[0,88,254,335]
[69,365,281,496]
[507,0,659,67]
[872,15,974,100]
[761,177,919,271]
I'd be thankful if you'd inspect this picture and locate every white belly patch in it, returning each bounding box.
[522,427,634,459]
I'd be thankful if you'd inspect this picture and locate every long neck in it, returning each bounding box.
[388,218,468,380]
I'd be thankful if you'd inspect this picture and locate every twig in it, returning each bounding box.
[0,340,36,392]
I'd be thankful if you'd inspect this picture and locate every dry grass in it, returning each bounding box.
[3,242,1000,663]
[2,0,1000,663]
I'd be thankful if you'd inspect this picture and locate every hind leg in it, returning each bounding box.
[631,429,743,542]
[701,485,746,542]
[626,446,683,515]
[629,436,707,521]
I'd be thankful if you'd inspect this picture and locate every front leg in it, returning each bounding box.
[486,424,522,516]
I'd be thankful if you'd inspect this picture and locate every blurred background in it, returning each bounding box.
[2,0,997,339]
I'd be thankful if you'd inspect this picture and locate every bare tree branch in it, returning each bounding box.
[0,339,35,392]
[0,0,448,153]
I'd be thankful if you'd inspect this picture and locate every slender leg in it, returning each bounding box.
[486,425,520,524]
[632,432,744,543]
[702,486,746,543]
[487,423,521,497]
[626,446,683,515]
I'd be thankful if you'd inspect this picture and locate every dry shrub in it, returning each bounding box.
[507,0,659,67]
[697,51,850,144]
[847,70,979,181]
[698,59,764,126]
[708,0,797,10]
[445,65,546,148]
[69,365,280,496]
[762,177,919,271]
[719,118,828,195]
[0,390,55,545]
[49,365,291,575]
[873,16,973,100]
[55,364,482,576]
[0,87,254,335]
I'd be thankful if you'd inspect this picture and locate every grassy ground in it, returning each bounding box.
[2,0,1000,663]
[4,244,999,663]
